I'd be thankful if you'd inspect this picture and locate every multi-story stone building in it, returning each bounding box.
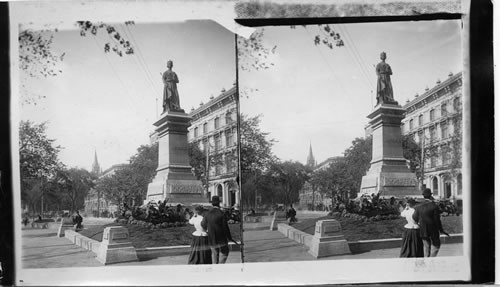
[187,85,239,208]
[401,72,463,200]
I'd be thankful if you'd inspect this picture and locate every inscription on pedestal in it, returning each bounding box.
[384,177,417,186]
[168,184,202,194]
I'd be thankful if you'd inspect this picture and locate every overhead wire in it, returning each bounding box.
[91,34,136,111]
[120,24,161,99]
[303,25,349,96]
[337,25,374,93]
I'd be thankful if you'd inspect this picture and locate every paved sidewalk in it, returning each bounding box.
[22,228,241,268]
[242,229,463,263]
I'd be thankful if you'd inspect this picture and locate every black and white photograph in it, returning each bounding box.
[238,18,469,278]
[3,0,494,285]
[11,2,243,284]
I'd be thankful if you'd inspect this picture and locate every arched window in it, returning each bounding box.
[225,111,233,124]
[214,117,220,129]
[418,114,423,126]
[432,177,439,195]
[203,122,208,134]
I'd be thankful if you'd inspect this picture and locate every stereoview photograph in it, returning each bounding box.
[238,20,465,265]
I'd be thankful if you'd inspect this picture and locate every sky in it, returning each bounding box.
[19,20,236,171]
[239,19,463,165]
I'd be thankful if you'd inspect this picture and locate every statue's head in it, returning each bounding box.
[380,52,387,60]
[167,60,173,68]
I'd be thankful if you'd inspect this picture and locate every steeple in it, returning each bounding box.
[91,150,101,176]
[306,143,316,168]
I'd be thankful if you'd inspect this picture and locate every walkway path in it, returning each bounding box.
[242,228,463,263]
[22,228,241,268]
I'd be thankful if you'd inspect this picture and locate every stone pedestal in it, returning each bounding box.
[146,111,205,205]
[308,219,350,258]
[359,104,419,198]
[97,226,138,265]
[270,211,288,231]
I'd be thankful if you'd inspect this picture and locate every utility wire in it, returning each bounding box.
[120,24,160,99]
[92,35,136,111]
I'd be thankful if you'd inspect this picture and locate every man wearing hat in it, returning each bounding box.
[413,188,446,257]
[201,195,233,264]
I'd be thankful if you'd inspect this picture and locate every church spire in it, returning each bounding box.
[91,149,101,176]
[306,142,316,168]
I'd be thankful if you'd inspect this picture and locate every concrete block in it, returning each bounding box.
[277,223,290,237]
[97,226,138,265]
[308,219,351,258]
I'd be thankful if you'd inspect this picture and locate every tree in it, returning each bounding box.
[343,136,372,197]
[269,161,309,207]
[310,161,352,208]
[19,121,63,213]
[52,168,94,212]
[240,114,277,175]
[237,25,344,72]
[19,21,135,105]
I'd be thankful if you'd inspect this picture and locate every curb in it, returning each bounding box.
[63,230,241,262]
[276,223,463,254]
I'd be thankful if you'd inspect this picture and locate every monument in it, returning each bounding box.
[145,60,205,205]
[359,52,419,198]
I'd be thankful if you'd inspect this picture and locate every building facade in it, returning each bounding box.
[401,72,463,200]
[187,85,239,208]
[84,160,126,217]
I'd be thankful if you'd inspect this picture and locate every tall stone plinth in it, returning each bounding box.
[145,111,205,205]
[359,104,419,198]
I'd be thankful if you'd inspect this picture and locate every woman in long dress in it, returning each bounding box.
[188,206,212,264]
[400,198,424,257]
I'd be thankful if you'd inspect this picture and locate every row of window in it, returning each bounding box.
[406,97,460,132]
[199,130,236,152]
[413,120,452,143]
[424,146,453,169]
[192,111,234,138]
[210,154,237,176]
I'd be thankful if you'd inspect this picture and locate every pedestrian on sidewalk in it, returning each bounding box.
[187,206,212,264]
[413,188,448,257]
[399,198,423,257]
[201,196,233,264]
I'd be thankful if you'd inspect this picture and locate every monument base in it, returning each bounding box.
[145,111,205,205]
[358,103,419,198]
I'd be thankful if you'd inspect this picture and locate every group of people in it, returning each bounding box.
[187,195,234,265]
[400,188,449,258]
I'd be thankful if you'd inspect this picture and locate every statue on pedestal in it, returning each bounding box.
[162,60,181,112]
[376,52,395,105]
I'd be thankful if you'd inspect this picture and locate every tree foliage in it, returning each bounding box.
[95,143,158,208]
[268,161,309,206]
[19,21,135,105]
[343,136,372,195]
[240,114,277,175]
[19,121,62,180]
[238,24,344,73]
[53,168,94,212]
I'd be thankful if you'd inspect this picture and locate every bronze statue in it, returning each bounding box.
[162,60,181,112]
[376,52,395,105]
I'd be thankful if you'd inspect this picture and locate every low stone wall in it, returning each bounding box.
[63,229,241,262]
[65,230,101,254]
[277,223,463,254]
[136,242,241,261]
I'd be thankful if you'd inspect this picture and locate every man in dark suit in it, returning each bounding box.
[201,196,233,264]
[413,188,445,257]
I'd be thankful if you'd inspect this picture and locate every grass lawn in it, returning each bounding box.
[79,223,242,249]
[292,215,463,241]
